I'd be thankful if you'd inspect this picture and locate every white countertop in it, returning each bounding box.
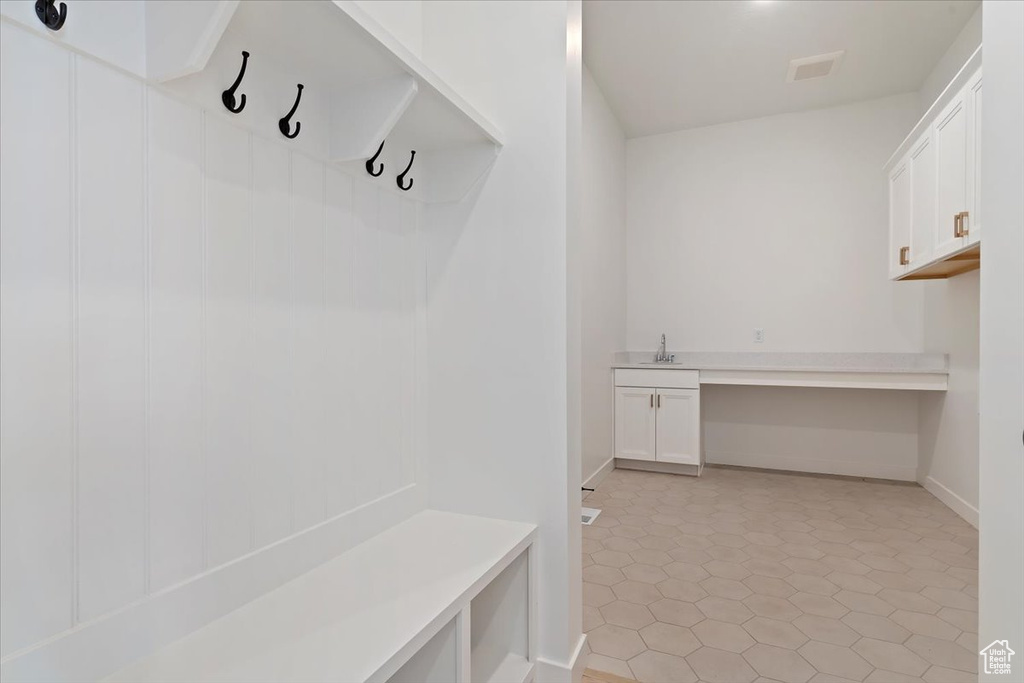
[613,352,948,374]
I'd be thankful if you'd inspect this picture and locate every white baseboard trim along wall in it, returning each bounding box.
[922,476,979,528]
[705,451,918,482]
[535,633,588,683]
[582,457,615,492]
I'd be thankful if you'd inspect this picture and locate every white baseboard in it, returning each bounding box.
[922,476,979,528]
[706,450,917,481]
[535,633,587,683]
[583,457,615,491]
[615,458,700,477]
[1,484,426,682]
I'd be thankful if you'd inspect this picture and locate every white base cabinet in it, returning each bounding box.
[614,370,701,470]
[613,387,657,461]
[654,388,701,465]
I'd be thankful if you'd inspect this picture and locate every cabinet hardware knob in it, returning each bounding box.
[899,246,909,266]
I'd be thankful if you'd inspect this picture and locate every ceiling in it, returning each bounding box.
[583,0,979,138]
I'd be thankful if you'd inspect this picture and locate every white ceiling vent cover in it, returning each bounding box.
[786,50,846,82]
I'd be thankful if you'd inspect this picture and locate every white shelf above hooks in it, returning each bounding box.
[145,0,504,203]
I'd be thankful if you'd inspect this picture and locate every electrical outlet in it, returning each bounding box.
[754,328,765,343]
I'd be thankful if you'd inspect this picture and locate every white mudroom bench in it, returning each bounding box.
[102,511,536,683]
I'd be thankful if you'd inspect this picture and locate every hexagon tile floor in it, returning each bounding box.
[581,466,979,683]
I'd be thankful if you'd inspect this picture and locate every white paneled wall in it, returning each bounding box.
[148,89,206,590]
[0,22,418,657]
[75,54,148,624]
[0,21,75,657]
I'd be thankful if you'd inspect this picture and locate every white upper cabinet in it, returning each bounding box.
[888,159,912,279]
[910,130,937,266]
[934,87,969,257]
[966,68,983,246]
[885,49,981,281]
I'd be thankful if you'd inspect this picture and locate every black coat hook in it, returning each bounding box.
[396,150,416,191]
[221,51,249,114]
[35,0,67,31]
[279,84,304,139]
[366,141,385,177]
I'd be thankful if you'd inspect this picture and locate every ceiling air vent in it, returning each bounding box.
[786,50,845,82]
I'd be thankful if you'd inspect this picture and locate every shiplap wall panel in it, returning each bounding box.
[203,116,254,567]
[0,23,75,657]
[352,180,385,504]
[251,137,293,547]
[74,58,147,623]
[324,168,357,518]
[290,154,329,530]
[400,199,419,487]
[0,24,418,656]
[147,90,206,592]
[378,193,404,490]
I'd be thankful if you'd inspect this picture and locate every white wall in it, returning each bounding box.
[351,0,423,57]
[979,0,1024,671]
[419,1,583,678]
[624,94,924,479]
[918,273,980,523]
[0,0,146,77]
[0,19,419,665]
[704,386,920,481]
[626,93,923,353]
[918,4,982,112]
[916,7,982,525]
[581,67,626,486]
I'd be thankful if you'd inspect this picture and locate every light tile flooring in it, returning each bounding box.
[582,467,979,683]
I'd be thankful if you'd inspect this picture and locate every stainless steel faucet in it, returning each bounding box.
[655,333,674,363]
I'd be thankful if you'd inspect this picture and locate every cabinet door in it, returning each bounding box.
[909,131,936,266]
[888,158,912,279]
[654,389,700,466]
[934,87,969,256]
[966,68,982,245]
[615,387,656,461]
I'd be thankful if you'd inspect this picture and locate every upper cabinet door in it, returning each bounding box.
[888,157,912,279]
[909,131,936,267]
[934,86,970,257]
[614,387,656,462]
[885,56,981,280]
[966,68,983,245]
[654,389,700,466]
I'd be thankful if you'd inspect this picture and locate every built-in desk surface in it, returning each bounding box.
[613,352,948,391]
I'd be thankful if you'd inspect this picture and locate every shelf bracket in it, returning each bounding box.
[330,74,418,162]
[145,0,240,82]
